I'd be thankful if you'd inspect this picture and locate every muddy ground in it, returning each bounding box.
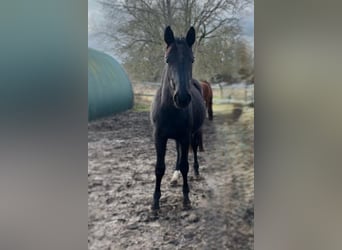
[88,108,254,250]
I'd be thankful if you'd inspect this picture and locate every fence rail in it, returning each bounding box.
[132,81,254,106]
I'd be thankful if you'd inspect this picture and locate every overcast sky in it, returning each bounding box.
[88,0,254,56]
[240,7,254,50]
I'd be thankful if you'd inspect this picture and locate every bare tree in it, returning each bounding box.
[98,0,252,81]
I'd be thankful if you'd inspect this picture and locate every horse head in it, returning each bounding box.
[164,26,195,109]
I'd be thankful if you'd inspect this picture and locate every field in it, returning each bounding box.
[88,97,254,249]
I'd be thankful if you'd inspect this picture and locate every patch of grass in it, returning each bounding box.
[133,102,150,112]
[212,104,234,114]
[212,103,254,121]
[133,100,254,120]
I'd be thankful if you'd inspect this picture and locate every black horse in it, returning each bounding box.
[150,26,206,210]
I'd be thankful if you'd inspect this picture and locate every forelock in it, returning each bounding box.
[165,37,193,62]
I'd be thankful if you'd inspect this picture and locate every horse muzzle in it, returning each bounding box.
[173,92,191,108]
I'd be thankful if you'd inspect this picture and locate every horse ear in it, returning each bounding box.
[164,26,175,47]
[186,27,195,47]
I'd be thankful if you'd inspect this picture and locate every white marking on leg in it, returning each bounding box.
[170,170,180,184]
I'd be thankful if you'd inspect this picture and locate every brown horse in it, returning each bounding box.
[200,80,213,121]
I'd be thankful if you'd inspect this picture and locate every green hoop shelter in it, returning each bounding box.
[88,48,134,121]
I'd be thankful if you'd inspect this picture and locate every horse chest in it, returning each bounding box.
[155,109,192,138]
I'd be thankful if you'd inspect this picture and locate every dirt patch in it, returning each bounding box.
[88,108,254,249]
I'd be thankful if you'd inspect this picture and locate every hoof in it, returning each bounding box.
[183,200,192,210]
[150,209,159,219]
[199,147,204,152]
[151,202,160,211]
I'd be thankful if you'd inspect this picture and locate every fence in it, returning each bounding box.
[132,81,254,106]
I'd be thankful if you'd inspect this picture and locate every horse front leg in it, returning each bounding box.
[198,129,204,152]
[179,139,191,209]
[170,141,181,186]
[152,136,167,210]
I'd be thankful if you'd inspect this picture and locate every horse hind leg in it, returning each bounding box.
[152,136,167,210]
[170,141,181,186]
[198,130,204,152]
[179,140,191,209]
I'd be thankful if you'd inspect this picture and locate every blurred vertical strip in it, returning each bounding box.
[0,1,87,250]
[256,0,342,250]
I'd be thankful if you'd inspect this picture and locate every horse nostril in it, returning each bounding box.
[187,94,192,103]
[173,93,179,103]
